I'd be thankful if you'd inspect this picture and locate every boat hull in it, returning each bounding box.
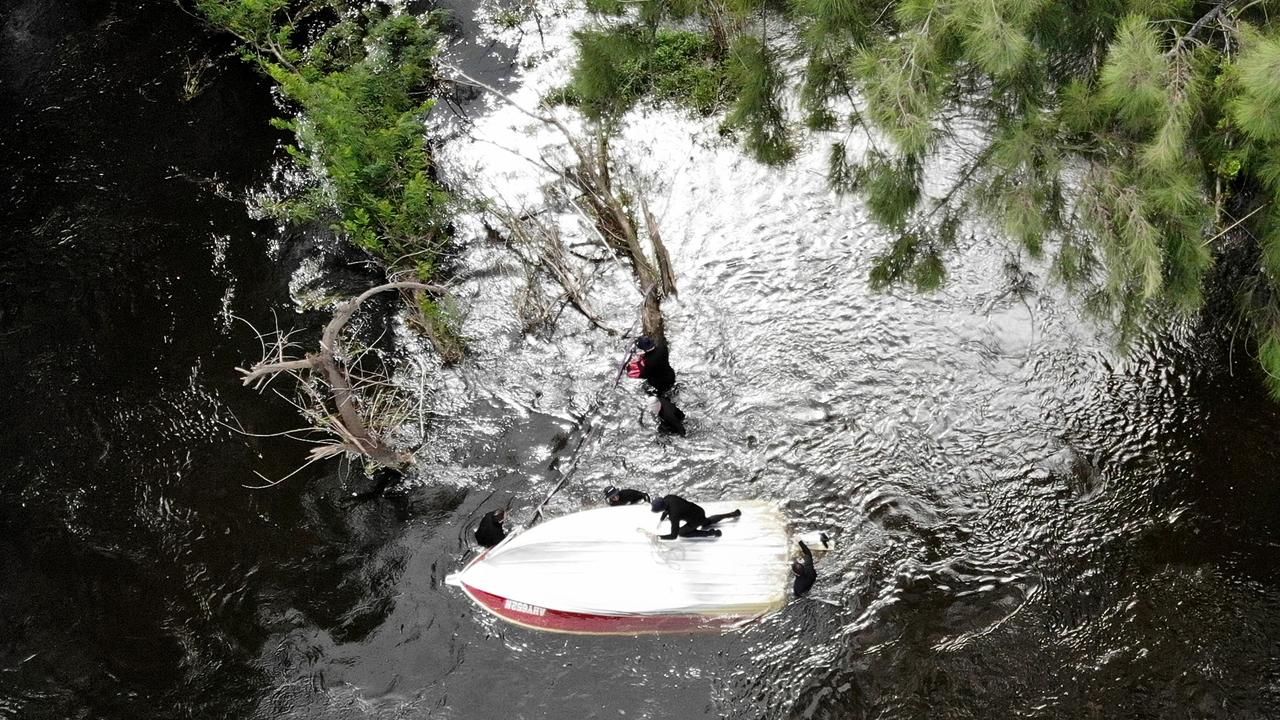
[459,582,759,635]
[448,500,792,635]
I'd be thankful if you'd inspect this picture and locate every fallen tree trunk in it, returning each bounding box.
[239,281,451,470]
[445,65,677,346]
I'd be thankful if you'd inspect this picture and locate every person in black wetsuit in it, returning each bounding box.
[650,395,686,436]
[650,495,740,539]
[792,540,817,597]
[628,336,676,394]
[604,486,651,506]
[475,508,507,548]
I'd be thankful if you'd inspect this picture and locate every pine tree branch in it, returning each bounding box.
[915,143,994,228]
[1169,0,1237,56]
[823,48,884,158]
[1184,1,1234,43]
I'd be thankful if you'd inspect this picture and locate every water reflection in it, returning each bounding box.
[414,4,1280,718]
[0,0,433,716]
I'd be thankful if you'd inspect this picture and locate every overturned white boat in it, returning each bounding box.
[446,500,796,635]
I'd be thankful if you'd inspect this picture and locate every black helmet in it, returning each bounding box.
[650,496,666,512]
[603,485,619,497]
[635,336,656,352]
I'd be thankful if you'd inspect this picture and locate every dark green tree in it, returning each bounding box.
[195,0,461,358]
[577,0,1280,396]
[564,0,795,162]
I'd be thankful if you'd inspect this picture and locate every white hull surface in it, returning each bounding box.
[446,500,793,634]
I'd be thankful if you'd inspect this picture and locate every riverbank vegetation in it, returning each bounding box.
[197,0,684,472]
[195,0,462,359]
[193,0,469,474]
[554,28,736,120]
[197,0,683,353]
[578,0,1280,396]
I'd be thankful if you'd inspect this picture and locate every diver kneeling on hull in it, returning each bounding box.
[651,494,741,539]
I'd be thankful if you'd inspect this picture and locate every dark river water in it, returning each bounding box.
[3,1,1280,719]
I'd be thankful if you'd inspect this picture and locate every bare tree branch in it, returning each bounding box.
[443,65,677,344]
[642,193,678,299]
[235,281,453,474]
[238,357,318,385]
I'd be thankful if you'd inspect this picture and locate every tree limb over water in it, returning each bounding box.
[445,65,677,345]
[238,282,450,470]
[569,0,1280,397]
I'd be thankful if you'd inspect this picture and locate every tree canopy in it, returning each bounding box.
[573,0,1280,396]
[196,0,461,357]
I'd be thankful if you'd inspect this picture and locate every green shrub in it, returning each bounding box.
[569,28,735,121]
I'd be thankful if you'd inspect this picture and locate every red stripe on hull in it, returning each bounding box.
[461,584,753,635]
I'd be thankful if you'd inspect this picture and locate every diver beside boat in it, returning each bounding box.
[475,508,508,548]
[604,486,651,506]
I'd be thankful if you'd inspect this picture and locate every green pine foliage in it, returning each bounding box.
[1126,0,1192,16]
[799,53,841,130]
[982,115,1062,256]
[566,28,734,121]
[1231,28,1280,142]
[910,245,948,291]
[869,232,924,290]
[570,0,793,163]
[1257,325,1280,400]
[793,0,873,33]
[1052,231,1097,290]
[963,4,1033,79]
[868,212,957,291]
[827,142,857,195]
[1262,208,1280,282]
[583,0,1280,397]
[725,36,794,164]
[198,1,461,357]
[1099,16,1170,133]
[859,152,921,229]
[852,31,942,156]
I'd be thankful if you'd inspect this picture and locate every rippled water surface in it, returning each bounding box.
[3,1,1279,719]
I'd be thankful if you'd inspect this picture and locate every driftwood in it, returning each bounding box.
[445,65,676,345]
[238,281,450,470]
[486,211,617,335]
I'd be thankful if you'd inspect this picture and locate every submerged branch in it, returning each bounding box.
[236,282,453,474]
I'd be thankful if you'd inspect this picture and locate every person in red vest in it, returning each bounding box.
[626,336,676,394]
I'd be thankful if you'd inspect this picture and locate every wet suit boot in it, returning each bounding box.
[655,395,686,436]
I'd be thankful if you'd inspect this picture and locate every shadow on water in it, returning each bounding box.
[0,1,453,716]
